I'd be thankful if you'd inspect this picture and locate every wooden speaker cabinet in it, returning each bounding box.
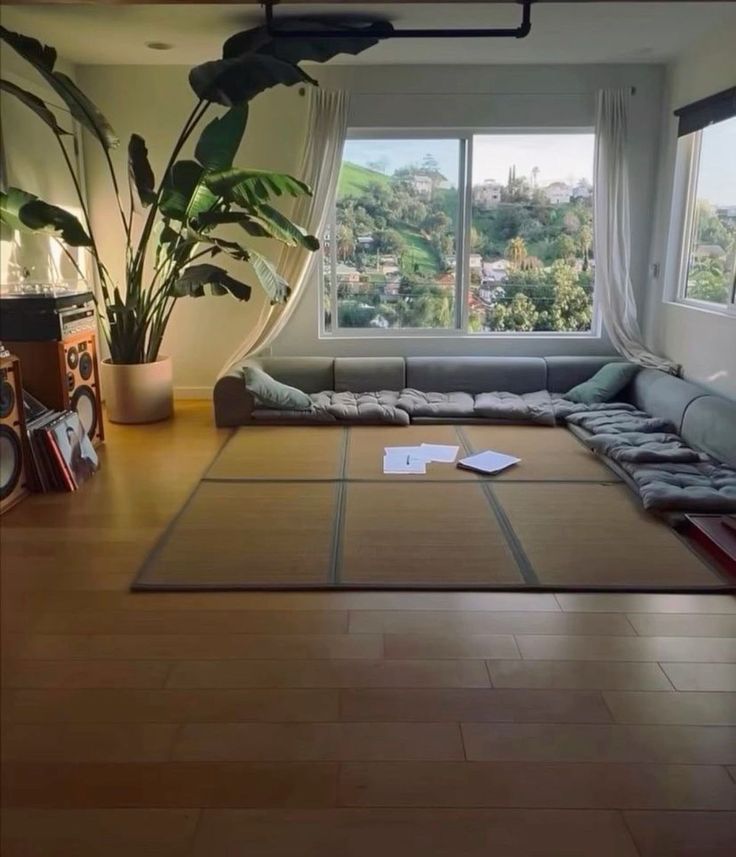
[9,332,104,445]
[0,354,30,514]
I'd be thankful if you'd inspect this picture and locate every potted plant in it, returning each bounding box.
[0,20,387,422]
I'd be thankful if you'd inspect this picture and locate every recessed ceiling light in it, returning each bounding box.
[146,41,174,51]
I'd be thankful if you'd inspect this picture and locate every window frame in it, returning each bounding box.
[320,126,600,339]
[668,122,736,317]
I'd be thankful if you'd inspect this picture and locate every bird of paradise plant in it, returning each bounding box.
[0,19,388,364]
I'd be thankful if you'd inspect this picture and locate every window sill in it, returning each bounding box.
[320,330,602,341]
[663,299,736,321]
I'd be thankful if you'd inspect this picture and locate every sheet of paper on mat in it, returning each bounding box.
[457,450,521,475]
[384,444,459,463]
[420,443,459,463]
[383,451,427,474]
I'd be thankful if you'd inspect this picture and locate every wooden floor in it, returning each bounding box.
[1,402,735,856]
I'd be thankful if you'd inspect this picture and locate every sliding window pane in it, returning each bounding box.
[326,138,461,331]
[684,117,736,306]
[468,133,595,333]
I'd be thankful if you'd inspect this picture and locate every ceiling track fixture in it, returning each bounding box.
[263,0,535,41]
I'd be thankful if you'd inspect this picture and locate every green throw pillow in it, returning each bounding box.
[565,362,640,404]
[244,366,312,410]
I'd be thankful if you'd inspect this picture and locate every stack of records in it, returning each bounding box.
[24,392,99,492]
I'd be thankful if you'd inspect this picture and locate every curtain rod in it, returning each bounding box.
[266,0,535,40]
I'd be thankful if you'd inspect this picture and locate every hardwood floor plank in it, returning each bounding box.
[627,614,736,638]
[461,723,736,763]
[602,691,736,725]
[166,659,490,689]
[8,633,382,661]
[1,723,178,762]
[189,808,639,857]
[1,660,171,689]
[0,808,199,857]
[349,610,635,635]
[338,762,736,809]
[25,610,350,636]
[516,635,736,662]
[1,762,339,808]
[623,810,736,857]
[384,634,520,660]
[487,660,672,690]
[172,723,465,761]
[339,689,612,723]
[2,689,339,724]
[660,663,736,691]
[555,594,736,614]
[3,590,562,613]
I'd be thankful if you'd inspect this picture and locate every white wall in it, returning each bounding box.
[645,26,736,400]
[77,65,309,396]
[269,62,664,360]
[0,51,87,288]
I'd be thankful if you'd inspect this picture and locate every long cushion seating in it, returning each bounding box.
[213,354,736,513]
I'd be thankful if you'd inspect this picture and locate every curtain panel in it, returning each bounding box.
[594,88,678,373]
[218,88,349,373]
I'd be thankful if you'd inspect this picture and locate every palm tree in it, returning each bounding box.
[336,225,355,261]
[578,224,593,271]
[505,236,528,268]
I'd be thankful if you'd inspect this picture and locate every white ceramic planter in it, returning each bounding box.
[101,357,174,424]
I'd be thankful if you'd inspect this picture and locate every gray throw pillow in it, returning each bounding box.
[244,366,312,410]
[565,362,640,404]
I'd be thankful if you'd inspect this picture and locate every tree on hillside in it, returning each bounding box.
[336,224,355,261]
[578,224,593,271]
[374,228,405,256]
[505,236,528,268]
[488,293,539,332]
[554,234,577,263]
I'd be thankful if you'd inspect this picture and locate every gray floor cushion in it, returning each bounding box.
[473,390,556,425]
[586,432,706,465]
[253,391,410,425]
[620,460,736,512]
[565,409,676,435]
[396,389,475,418]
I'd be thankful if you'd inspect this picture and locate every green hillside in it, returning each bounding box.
[338,161,391,198]
[337,161,443,277]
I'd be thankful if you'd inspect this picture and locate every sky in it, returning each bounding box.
[344,133,595,189]
[696,117,736,207]
[345,121,735,204]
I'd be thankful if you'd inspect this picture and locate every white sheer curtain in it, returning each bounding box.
[219,88,349,371]
[594,88,678,373]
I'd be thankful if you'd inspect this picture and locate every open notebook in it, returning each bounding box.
[457,450,521,475]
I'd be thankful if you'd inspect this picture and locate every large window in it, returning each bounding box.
[322,131,596,335]
[678,116,736,310]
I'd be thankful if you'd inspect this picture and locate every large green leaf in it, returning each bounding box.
[193,209,273,240]
[222,19,393,65]
[246,203,320,251]
[0,26,118,149]
[172,264,252,301]
[0,78,71,137]
[249,250,290,304]
[205,168,311,205]
[189,52,316,107]
[0,187,92,246]
[128,134,156,208]
[194,106,248,172]
[159,160,218,222]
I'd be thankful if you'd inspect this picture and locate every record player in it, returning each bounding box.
[0,284,97,342]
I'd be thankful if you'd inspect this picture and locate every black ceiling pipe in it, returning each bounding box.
[264,0,535,41]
